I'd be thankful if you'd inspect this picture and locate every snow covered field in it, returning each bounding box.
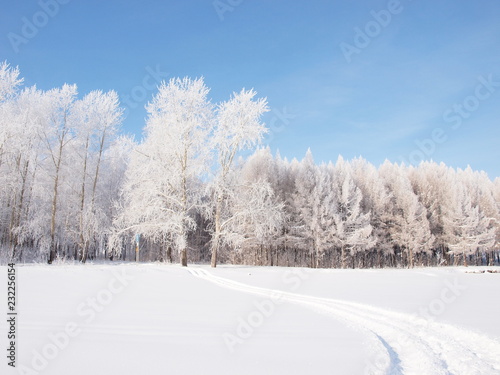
[1,263,499,374]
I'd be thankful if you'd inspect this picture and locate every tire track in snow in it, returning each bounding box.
[188,268,500,375]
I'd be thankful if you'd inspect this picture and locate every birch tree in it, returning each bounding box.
[73,90,122,262]
[115,77,212,266]
[209,89,268,267]
[0,62,23,168]
[40,84,78,263]
[4,87,45,260]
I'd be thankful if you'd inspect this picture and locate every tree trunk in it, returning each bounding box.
[48,170,60,264]
[179,144,189,268]
[167,246,173,263]
[181,248,187,267]
[211,195,222,268]
[210,242,218,268]
[9,157,30,261]
[79,136,90,263]
[48,115,69,264]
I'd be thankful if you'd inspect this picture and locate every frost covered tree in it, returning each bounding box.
[209,89,269,267]
[72,90,122,262]
[379,161,434,268]
[0,61,22,104]
[493,178,500,263]
[1,60,499,268]
[228,148,284,265]
[222,179,284,264]
[461,168,499,265]
[350,157,391,266]
[114,78,212,266]
[310,163,337,268]
[2,87,46,260]
[331,157,375,268]
[292,150,317,266]
[0,66,43,260]
[270,152,301,263]
[444,176,496,266]
[409,162,465,265]
[41,84,79,263]
[0,62,24,217]
[99,135,136,260]
[292,150,337,268]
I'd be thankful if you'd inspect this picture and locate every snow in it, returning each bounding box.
[1,263,499,374]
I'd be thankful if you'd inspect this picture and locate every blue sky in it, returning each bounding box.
[1,0,499,177]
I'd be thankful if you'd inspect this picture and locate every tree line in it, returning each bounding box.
[1,62,499,268]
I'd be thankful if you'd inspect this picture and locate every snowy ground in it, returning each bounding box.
[1,263,499,375]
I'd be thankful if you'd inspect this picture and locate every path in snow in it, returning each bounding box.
[189,268,500,375]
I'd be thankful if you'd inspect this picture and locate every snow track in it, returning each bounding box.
[189,268,500,375]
